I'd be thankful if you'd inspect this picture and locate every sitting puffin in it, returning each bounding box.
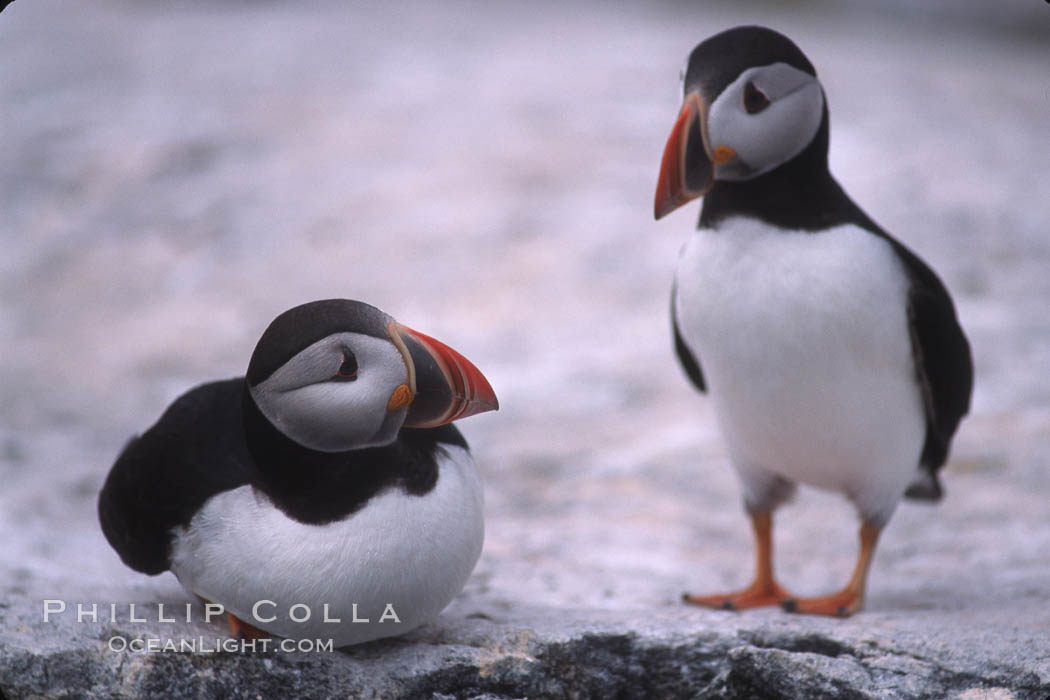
[654,26,973,616]
[98,299,498,644]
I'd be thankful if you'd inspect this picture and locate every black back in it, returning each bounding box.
[97,378,467,575]
[98,379,252,574]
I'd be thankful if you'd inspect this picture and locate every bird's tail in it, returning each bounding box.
[903,469,944,501]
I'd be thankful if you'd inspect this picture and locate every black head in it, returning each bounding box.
[655,26,828,219]
[682,26,816,104]
[246,299,390,387]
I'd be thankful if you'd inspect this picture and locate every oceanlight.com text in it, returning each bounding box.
[108,635,335,654]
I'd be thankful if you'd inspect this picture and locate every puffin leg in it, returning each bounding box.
[782,522,882,617]
[226,612,270,640]
[683,511,792,609]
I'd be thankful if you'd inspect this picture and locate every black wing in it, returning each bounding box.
[890,241,974,475]
[671,281,706,393]
[97,378,253,574]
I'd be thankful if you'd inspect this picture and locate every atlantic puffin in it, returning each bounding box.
[654,26,973,616]
[98,299,498,644]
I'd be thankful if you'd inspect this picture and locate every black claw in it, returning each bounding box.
[681,592,691,602]
[781,599,798,613]
[721,600,735,610]
[836,606,848,617]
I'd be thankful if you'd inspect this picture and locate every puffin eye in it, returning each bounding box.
[333,350,358,381]
[743,81,771,114]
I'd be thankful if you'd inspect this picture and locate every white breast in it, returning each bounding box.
[169,445,483,646]
[674,218,925,523]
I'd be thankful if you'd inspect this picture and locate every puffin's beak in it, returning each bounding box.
[387,322,499,428]
[654,91,714,220]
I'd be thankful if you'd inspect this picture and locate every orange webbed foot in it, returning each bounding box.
[779,522,882,618]
[683,580,793,610]
[781,588,864,618]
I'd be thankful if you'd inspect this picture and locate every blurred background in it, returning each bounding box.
[1,0,1048,621]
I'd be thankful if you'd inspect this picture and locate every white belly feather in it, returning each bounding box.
[675,219,925,522]
[169,445,483,646]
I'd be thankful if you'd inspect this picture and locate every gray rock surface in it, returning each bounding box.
[2,1,1049,698]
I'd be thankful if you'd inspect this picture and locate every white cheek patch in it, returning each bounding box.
[706,62,824,181]
[258,382,381,452]
[250,333,409,452]
[255,340,342,394]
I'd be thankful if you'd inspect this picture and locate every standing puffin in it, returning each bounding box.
[654,26,973,616]
[98,299,498,644]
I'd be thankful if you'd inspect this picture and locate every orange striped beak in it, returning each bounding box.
[388,322,499,428]
[654,91,714,220]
